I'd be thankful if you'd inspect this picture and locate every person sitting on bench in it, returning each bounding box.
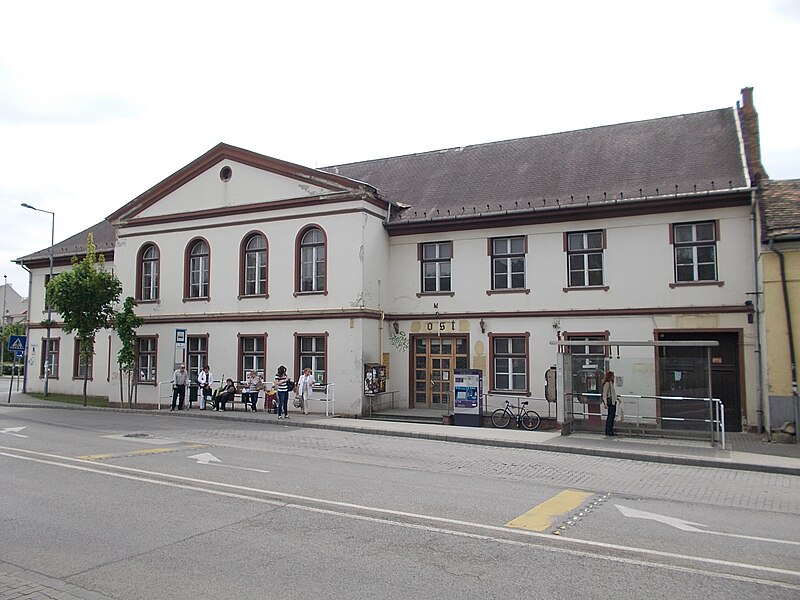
[214,379,236,411]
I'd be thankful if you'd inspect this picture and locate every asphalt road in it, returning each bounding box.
[1,406,799,599]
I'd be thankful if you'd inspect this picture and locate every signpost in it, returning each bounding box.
[7,335,26,403]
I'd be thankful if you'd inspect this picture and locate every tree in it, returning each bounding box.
[114,296,143,407]
[47,234,122,405]
[0,322,25,376]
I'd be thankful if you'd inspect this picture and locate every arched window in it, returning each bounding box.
[186,239,210,299]
[138,243,160,301]
[241,233,267,296]
[299,227,326,293]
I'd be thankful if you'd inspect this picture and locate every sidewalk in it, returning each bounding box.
[4,392,799,476]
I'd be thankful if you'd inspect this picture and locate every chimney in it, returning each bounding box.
[737,87,768,185]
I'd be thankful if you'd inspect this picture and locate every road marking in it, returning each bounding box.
[617,504,800,546]
[77,444,207,461]
[1,426,28,438]
[1,444,798,589]
[506,490,593,531]
[189,451,271,474]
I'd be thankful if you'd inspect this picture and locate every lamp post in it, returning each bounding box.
[21,203,55,396]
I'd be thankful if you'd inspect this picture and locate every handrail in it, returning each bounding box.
[157,381,173,410]
[319,382,335,416]
[565,391,725,448]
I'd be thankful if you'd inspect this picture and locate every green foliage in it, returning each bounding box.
[46,234,122,404]
[0,321,25,351]
[114,296,144,406]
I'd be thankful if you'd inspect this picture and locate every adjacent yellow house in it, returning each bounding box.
[759,179,800,440]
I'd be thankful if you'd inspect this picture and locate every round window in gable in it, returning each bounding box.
[220,166,233,182]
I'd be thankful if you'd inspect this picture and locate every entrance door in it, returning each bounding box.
[657,331,742,432]
[412,336,469,408]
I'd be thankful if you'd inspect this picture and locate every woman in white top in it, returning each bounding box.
[296,367,315,415]
[601,370,618,437]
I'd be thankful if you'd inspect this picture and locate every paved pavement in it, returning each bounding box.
[4,391,799,476]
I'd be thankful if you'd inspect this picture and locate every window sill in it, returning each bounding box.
[182,297,210,302]
[72,376,94,381]
[239,294,269,300]
[136,381,158,386]
[136,299,160,304]
[416,292,455,298]
[488,390,531,396]
[486,288,530,295]
[669,281,724,289]
[562,285,609,292]
[293,291,328,297]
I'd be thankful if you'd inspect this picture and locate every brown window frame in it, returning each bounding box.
[295,226,327,295]
[240,231,268,298]
[184,238,211,301]
[488,332,530,394]
[136,242,160,302]
[72,338,93,380]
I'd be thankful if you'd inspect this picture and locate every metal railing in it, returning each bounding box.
[566,392,726,448]
[318,383,335,416]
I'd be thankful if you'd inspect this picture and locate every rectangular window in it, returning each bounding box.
[187,335,207,384]
[73,338,93,379]
[240,335,266,381]
[420,241,452,293]
[491,237,526,290]
[567,231,604,287]
[44,273,53,311]
[298,335,326,385]
[41,338,59,379]
[673,222,717,282]
[137,336,157,383]
[491,335,528,392]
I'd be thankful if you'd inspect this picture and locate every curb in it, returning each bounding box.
[3,402,799,476]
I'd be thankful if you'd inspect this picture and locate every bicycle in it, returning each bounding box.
[491,399,541,430]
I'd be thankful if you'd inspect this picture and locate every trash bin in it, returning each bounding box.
[188,384,198,408]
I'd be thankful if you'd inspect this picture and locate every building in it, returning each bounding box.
[1,283,27,324]
[17,89,768,432]
[758,179,800,439]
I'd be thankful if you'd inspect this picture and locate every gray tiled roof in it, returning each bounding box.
[16,219,116,263]
[760,179,800,239]
[322,108,749,223]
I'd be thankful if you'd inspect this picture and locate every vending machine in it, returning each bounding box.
[453,368,483,427]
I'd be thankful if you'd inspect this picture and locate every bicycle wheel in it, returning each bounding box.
[491,408,511,428]
[521,410,541,431]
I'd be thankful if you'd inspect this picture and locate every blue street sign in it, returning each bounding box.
[15,351,23,359]
[8,335,26,352]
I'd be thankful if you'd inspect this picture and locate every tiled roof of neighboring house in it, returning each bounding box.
[760,179,800,240]
[15,219,116,264]
[322,108,750,224]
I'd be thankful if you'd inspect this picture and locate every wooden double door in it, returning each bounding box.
[412,335,469,408]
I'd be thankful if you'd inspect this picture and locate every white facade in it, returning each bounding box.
[19,137,761,430]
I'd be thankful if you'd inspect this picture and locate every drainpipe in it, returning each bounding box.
[750,194,765,432]
[771,240,799,443]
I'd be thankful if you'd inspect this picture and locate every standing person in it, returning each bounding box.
[198,365,214,411]
[243,370,263,411]
[170,363,190,411]
[274,365,289,419]
[214,378,236,411]
[297,367,314,415]
[602,370,618,437]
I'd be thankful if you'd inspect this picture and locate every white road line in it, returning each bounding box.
[1,444,798,590]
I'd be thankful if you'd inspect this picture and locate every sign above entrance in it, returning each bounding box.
[425,320,456,332]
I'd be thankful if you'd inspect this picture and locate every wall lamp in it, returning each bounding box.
[479,318,486,334]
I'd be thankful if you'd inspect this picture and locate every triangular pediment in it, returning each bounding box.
[107,143,372,223]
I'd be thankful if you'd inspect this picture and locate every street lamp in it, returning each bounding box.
[21,203,55,396]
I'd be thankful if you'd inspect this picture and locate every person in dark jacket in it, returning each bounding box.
[214,378,236,411]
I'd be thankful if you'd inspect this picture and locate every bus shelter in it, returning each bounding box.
[550,340,725,448]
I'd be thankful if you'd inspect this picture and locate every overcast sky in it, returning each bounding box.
[2,0,799,296]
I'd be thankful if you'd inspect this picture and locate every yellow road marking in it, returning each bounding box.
[506,489,593,532]
[77,444,208,461]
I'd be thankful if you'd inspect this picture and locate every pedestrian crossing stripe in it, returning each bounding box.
[505,489,593,532]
